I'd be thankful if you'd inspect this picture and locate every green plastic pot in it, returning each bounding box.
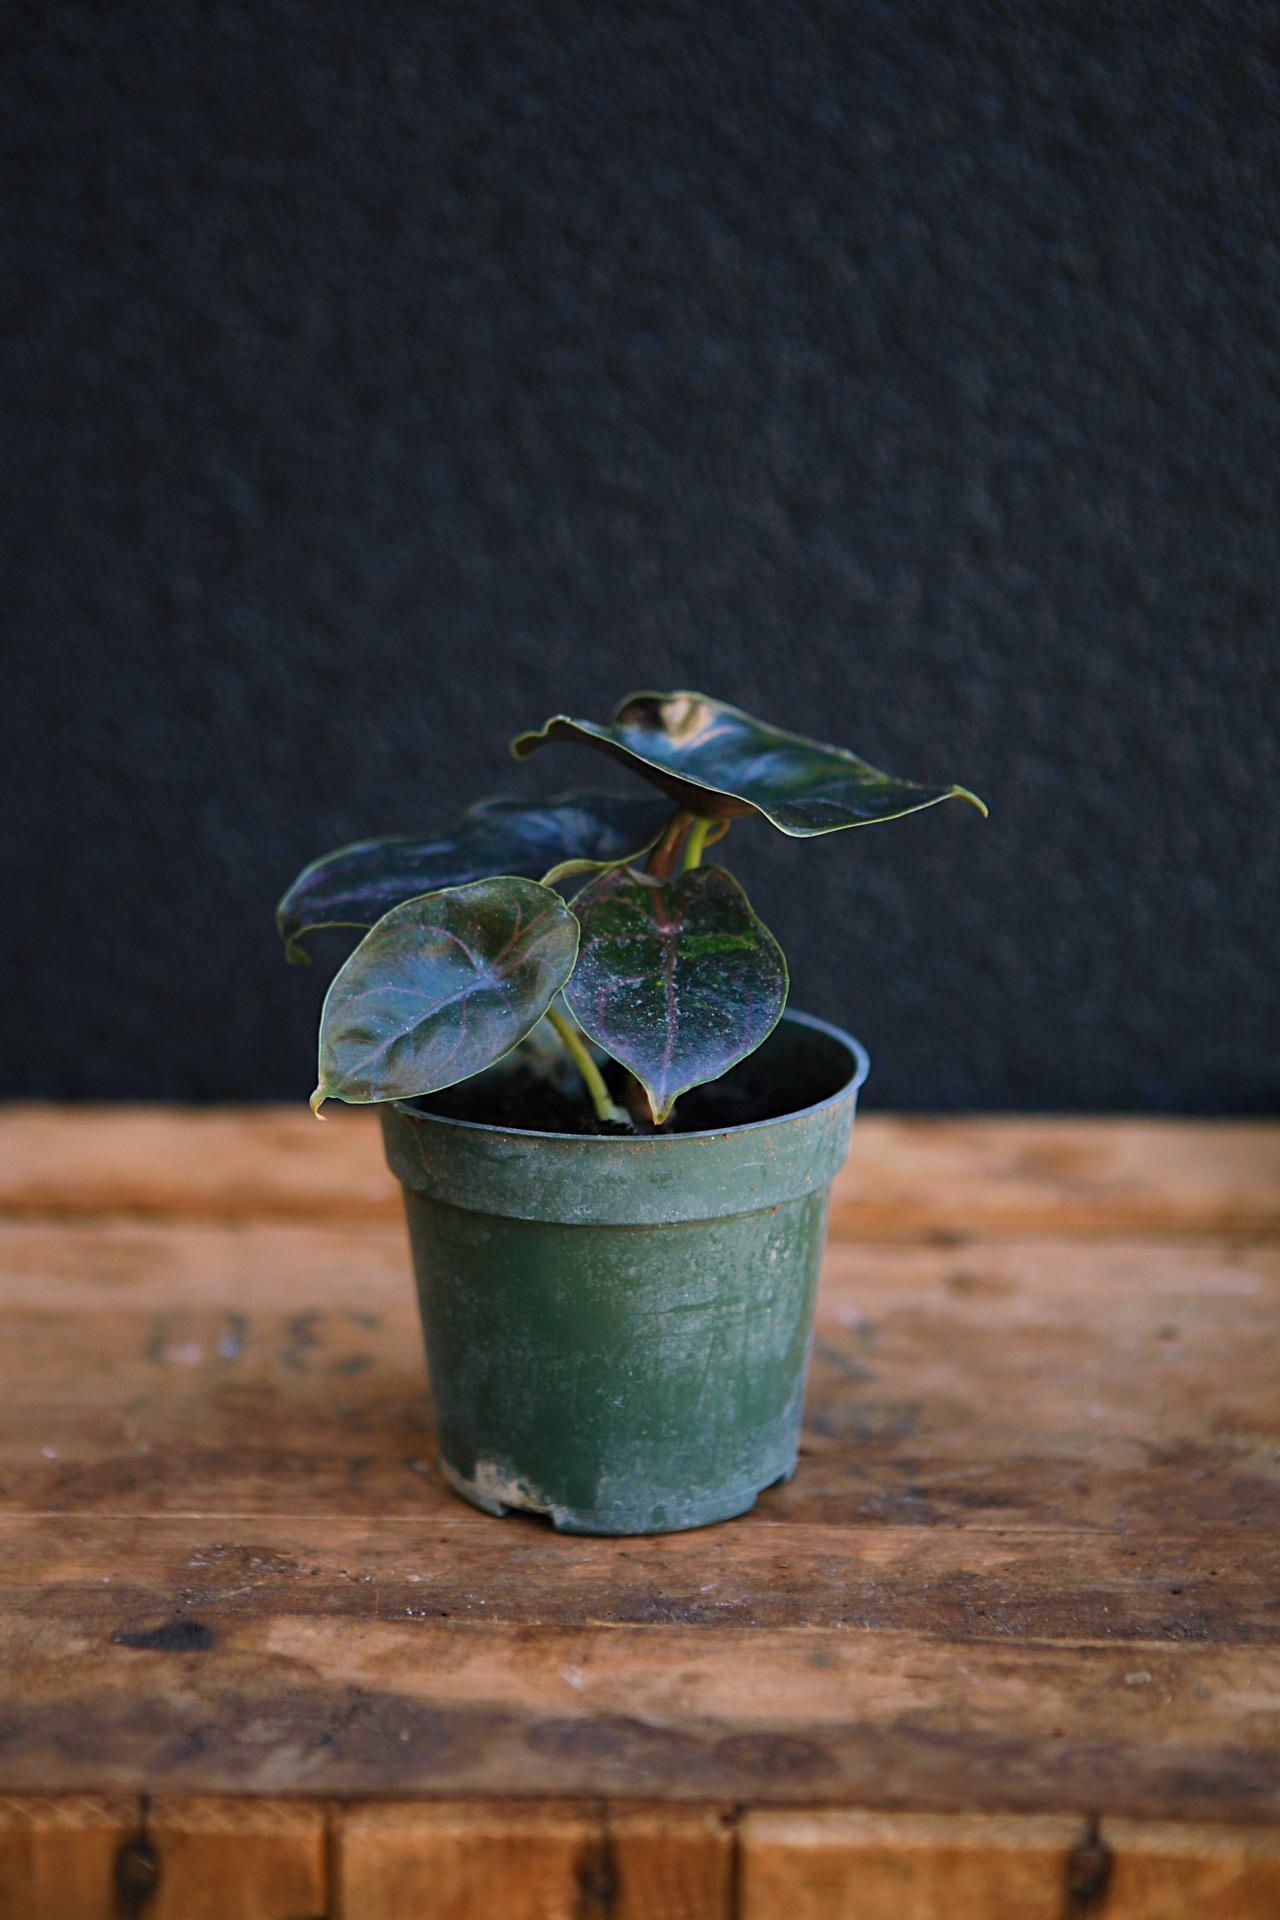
[380,1010,869,1535]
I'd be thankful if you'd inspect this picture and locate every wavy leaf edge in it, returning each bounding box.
[512,689,988,835]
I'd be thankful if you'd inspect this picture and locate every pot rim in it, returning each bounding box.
[389,1007,869,1147]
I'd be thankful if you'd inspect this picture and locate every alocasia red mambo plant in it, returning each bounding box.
[279,692,986,1127]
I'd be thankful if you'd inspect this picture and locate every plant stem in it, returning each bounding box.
[546,1004,629,1127]
[647,809,695,879]
[680,815,719,871]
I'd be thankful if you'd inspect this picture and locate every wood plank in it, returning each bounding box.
[1099,1817,1280,1918]
[0,1794,325,1919]
[336,1800,731,1919]
[3,1516,1276,1645]
[0,1789,326,1912]
[0,1104,395,1224]
[336,1801,594,1920]
[146,1797,327,1919]
[1,1610,1276,1815]
[1,1219,1274,1537]
[739,1812,1280,1919]
[0,1116,1275,1823]
[739,1810,1082,1919]
[0,1793,135,1920]
[606,1803,734,1919]
[792,1232,1280,1533]
[2,1795,1277,1918]
[832,1116,1280,1241]
[2,1106,1277,1239]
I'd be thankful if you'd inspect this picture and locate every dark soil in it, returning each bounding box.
[415,1052,814,1136]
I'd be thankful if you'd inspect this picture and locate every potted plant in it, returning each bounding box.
[278,691,985,1534]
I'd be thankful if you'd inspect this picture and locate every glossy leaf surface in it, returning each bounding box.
[277,792,671,959]
[513,690,987,835]
[564,863,787,1122]
[312,877,578,1111]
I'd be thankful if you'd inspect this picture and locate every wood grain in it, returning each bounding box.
[606,1803,735,1920]
[0,1794,327,1920]
[739,1812,1280,1919]
[5,1515,1274,1641]
[336,1800,731,1920]
[2,1796,1277,1915]
[1,1220,1275,1534]
[1099,1818,1280,1918]
[2,1105,1277,1238]
[3,1611,1277,1813]
[146,1797,327,1920]
[0,1794,133,1920]
[0,1108,1276,1891]
[740,1810,1082,1919]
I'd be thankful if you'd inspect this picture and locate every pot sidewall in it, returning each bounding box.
[381,1011,868,1535]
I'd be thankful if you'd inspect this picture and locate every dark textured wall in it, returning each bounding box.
[4,3,1277,1110]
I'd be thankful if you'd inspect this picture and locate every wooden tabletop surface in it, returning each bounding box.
[0,1107,1277,1918]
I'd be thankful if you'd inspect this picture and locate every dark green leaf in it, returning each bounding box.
[513,690,987,835]
[312,876,578,1112]
[564,863,787,1123]
[277,792,672,960]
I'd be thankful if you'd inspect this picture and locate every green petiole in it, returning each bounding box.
[680,815,717,871]
[545,1003,631,1128]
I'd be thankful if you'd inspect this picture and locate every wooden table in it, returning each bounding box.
[0,1108,1277,1918]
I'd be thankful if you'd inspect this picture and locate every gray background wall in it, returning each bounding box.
[4,2,1277,1110]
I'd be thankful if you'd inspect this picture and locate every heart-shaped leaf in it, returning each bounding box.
[278,791,672,960]
[312,876,578,1112]
[513,691,987,835]
[564,863,787,1123]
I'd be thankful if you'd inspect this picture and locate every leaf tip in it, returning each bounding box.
[953,786,989,819]
[309,1086,329,1119]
